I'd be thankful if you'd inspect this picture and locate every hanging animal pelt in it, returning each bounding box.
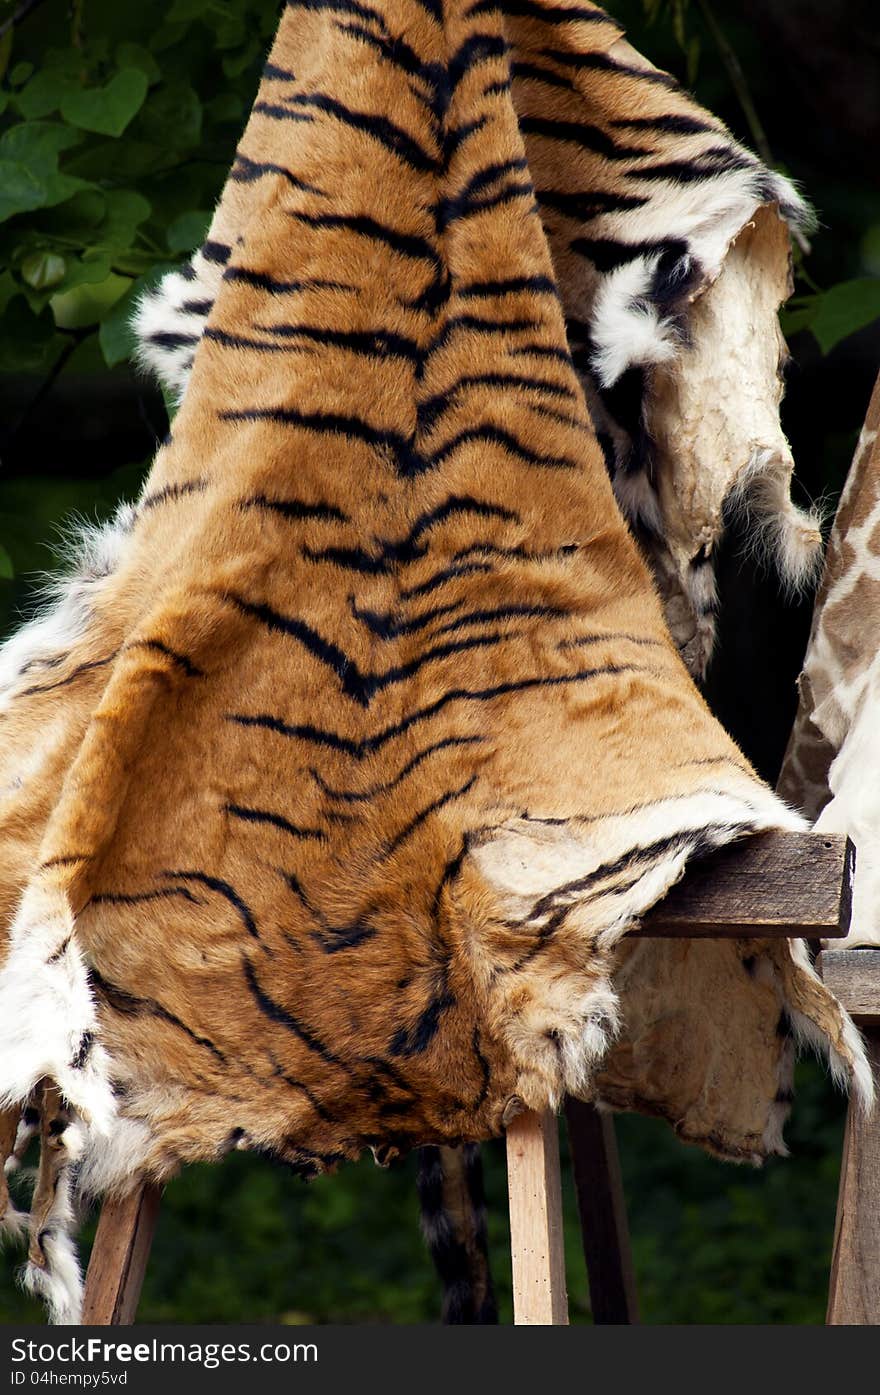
[0,0,870,1325]
[780,373,880,949]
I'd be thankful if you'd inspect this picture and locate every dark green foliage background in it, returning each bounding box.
[0,0,877,1324]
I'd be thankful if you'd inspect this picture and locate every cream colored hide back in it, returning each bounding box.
[646,206,819,673]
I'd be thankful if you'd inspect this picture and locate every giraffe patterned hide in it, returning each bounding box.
[781,375,880,948]
[0,0,869,1323]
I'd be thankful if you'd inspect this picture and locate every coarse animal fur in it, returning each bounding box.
[135,2,820,679]
[0,0,869,1324]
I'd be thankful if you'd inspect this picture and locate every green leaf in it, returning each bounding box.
[160,381,180,423]
[61,68,150,138]
[137,81,202,149]
[115,42,162,84]
[62,138,166,183]
[14,70,69,121]
[149,22,190,55]
[215,13,247,50]
[97,292,139,368]
[0,295,60,374]
[0,545,13,581]
[36,189,107,239]
[0,159,46,222]
[37,46,86,81]
[222,38,259,79]
[0,120,83,166]
[9,61,33,86]
[860,224,880,277]
[810,279,880,355]
[51,272,131,330]
[205,92,244,125]
[166,209,210,254]
[779,306,815,340]
[5,246,112,318]
[100,189,152,249]
[20,251,67,291]
[166,0,214,20]
[98,261,175,368]
[0,122,90,221]
[51,252,114,295]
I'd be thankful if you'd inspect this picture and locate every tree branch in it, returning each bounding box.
[696,0,774,168]
[1,329,88,454]
[0,0,53,43]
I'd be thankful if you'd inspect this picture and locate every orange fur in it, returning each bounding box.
[0,0,867,1322]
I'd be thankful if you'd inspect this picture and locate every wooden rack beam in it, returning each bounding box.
[820,950,880,1022]
[634,831,853,939]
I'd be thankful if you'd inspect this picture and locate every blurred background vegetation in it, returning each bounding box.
[0,0,878,1324]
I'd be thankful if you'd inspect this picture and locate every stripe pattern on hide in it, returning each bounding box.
[0,0,869,1323]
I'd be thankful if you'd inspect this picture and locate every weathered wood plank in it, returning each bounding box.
[633,831,853,939]
[506,1109,569,1325]
[818,949,880,1021]
[826,1026,880,1324]
[564,1097,638,1324]
[82,1181,162,1325]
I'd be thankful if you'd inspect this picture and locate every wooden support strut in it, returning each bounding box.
[819,950,880,1325]
[81,1181,162,1325]
[80,830,854,1326]
[564,1097,638,1324]
[506,1109,569,1325]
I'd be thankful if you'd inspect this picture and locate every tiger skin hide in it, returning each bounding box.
[0,0,870,1324]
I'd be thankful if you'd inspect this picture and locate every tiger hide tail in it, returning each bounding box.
[417,1143,497,1324]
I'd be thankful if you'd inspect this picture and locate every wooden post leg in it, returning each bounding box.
[564,1097,639,1324]
[82,1181,162,1325]
[506,1109,568,1325]
[827,1025,880,1324]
